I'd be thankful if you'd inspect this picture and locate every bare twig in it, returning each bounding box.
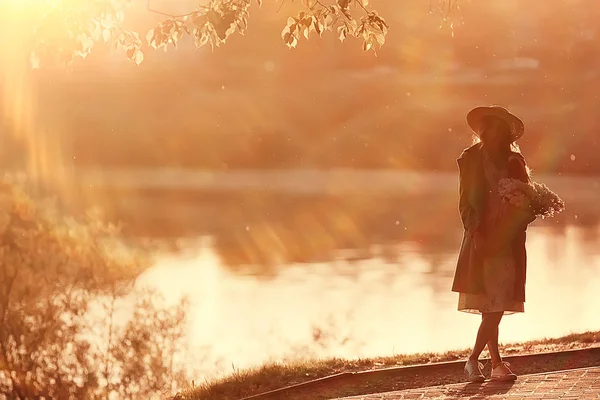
[354,0,370,13]
[146,0,204,18]
[315,0,327,7]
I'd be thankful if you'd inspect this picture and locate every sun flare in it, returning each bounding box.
[1,0,72,196]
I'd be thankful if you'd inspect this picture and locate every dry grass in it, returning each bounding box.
[175,331,600,400]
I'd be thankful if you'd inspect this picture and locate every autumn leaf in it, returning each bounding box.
[338,26,347,42]
[337,0,350,9]
[146,28,155,45]
[133,50,144,65]
[27,0,393,68]
[102,28,111,43]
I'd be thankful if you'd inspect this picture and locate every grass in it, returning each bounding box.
[174,330,600,400]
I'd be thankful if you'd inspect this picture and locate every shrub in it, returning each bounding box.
[0,176,188,399]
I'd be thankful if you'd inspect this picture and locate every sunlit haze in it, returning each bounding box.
[1,0,599,398]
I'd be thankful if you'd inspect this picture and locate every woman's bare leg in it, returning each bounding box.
[487,319,503,368]
[469,312,503,362]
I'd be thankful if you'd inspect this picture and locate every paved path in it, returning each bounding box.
[337,366,600,399]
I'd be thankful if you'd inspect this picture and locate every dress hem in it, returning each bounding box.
[457,307,523,316]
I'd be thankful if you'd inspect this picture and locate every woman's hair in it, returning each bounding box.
[471,115,522,154]
[470,116,532,178]
[471,134,522,154]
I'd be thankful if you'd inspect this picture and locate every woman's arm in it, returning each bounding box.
[508,153,530,183]
[508,153,536,226]
[457,158,476,232]
[458,157,489,254]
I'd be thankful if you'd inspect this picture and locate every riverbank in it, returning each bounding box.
[174,330,600,400]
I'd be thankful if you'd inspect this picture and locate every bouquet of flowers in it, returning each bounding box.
[497,178,565,219]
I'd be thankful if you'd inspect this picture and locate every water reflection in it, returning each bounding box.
[72,171,600,379]
[137,225,600,381]
[101,185,597,272]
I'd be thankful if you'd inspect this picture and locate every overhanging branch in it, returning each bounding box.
[146,0,203,18]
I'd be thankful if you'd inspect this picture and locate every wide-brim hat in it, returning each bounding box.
[467,105,524,141]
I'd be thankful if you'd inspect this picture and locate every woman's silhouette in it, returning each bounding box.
[452,106,536,382]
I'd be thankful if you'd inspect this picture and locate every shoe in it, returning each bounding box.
[464,359,485,382]
[491,361,517,381]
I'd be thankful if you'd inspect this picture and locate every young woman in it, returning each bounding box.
[452,106,536,382]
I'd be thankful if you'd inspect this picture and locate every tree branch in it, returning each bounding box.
[354,0,370,14]
[146,0,204,19]
[277,0,286,13]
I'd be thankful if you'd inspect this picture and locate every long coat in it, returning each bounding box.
[451,142,534,303]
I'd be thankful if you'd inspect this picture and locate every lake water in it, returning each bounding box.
[83,170,600,380]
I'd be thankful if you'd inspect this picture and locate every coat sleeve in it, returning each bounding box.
[508,153,530,183]
[457,156,477,232]
[508,153,536,225]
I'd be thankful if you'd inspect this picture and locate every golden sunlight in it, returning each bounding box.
[0,0,71,196]
[1,1,600,399]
